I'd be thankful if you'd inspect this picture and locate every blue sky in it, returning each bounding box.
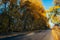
[42,0,55,28]
[42,0,54,10]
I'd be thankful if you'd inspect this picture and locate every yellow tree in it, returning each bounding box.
[49,6,60,24]
[20,0,48,31]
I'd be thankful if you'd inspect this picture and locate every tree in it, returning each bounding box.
[0,0,22,33]
[49,6,60,24]
[7,0,22,32]
[20,0,49,31]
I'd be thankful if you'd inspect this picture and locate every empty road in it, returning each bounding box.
[0,30,55,40]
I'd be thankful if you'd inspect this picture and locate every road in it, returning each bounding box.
[0,30,55,40]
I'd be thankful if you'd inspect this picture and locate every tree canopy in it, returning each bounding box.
[0,0,49,34]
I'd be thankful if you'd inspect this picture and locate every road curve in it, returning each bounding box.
[0,30,54,40]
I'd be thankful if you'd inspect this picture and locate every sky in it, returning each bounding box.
[42,0,55,28]
[42,0,54,10]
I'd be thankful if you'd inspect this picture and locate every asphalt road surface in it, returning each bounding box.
[0,30,54,40]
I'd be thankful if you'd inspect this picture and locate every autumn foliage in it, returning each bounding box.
[0,0,49,34]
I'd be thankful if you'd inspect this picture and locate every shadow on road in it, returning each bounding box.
[0,30,51,40]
